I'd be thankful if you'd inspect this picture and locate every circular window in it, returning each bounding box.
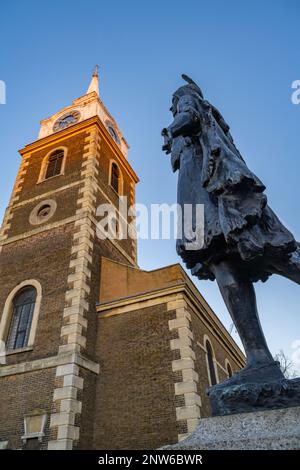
[29,199,57,226]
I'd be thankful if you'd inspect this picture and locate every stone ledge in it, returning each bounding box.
[48,439,73,450]
[162,406,300,450]
[0,352,99,377]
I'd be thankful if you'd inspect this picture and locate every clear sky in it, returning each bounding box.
[1,0,300,372]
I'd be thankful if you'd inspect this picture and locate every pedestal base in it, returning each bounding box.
[162,406,300,450]
[209,377,300,416]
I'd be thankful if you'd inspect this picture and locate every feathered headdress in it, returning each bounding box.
[181,74,204,99]
[173,74,204,100]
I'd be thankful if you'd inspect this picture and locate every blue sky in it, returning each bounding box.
[0,0,300,371]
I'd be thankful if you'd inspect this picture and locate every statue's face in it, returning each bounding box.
[170,96,178,117]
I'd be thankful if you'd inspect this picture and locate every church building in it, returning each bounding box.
[0,70,244,450]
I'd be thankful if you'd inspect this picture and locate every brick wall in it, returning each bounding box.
[8,186,81,238]
[95,139,137,263]
[190,307,242,418]
[76,368,97,450]
[0,225,75,363]
[0,368,56,449]
[93,304,178,450]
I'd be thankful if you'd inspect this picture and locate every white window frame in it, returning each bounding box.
[0,280,42,352]
[109,159,123,195]
[22,412,47,443]
[37,146,68,183]
[203,334,219,386]
[225,358,233,378]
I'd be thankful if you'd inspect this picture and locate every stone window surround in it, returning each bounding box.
[203,334,220,386]
[0,279,42,352]
[197,340,236,376]
[29,199,57,226]
[108,158,123,196]
[225,358,233,378]
[37,146,68,184]
[5,346,33,357]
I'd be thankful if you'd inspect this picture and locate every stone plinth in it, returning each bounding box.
[209,377,300,416]
[162,406,300,450]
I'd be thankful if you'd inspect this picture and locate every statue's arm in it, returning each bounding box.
[164,96,201,139]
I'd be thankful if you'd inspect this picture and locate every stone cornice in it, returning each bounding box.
[0,352,100,378]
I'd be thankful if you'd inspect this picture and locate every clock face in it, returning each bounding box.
[53,110,81,132]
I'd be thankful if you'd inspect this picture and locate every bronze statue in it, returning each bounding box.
[162,75,300,415]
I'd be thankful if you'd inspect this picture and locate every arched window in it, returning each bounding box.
[38,147,67,183]
[110,162,120,194]
[45,149,64,179]
[226,361,233,378]
[6,287,37,350]
[206,339,217,386]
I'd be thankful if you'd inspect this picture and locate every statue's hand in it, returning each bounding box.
[162,128,172,154]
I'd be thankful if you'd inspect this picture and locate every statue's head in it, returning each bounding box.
[171,74,204,115]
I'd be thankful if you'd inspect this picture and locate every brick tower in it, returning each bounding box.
[0,69,139,449]
[0,70,244,451]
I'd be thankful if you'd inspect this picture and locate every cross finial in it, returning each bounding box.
[87,65,100,96]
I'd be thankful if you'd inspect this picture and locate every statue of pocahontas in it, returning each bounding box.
[162,75,300,414]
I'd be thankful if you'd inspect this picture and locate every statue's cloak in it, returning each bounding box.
[169,93,296,281]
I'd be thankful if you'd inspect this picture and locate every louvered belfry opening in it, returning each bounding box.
[45,149,64,179]
[111,162,119,193]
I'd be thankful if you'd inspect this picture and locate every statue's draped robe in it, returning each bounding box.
[168,93,296,282]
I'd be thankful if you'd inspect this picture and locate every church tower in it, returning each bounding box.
[0,69,138,449]
[0,69,244,451]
